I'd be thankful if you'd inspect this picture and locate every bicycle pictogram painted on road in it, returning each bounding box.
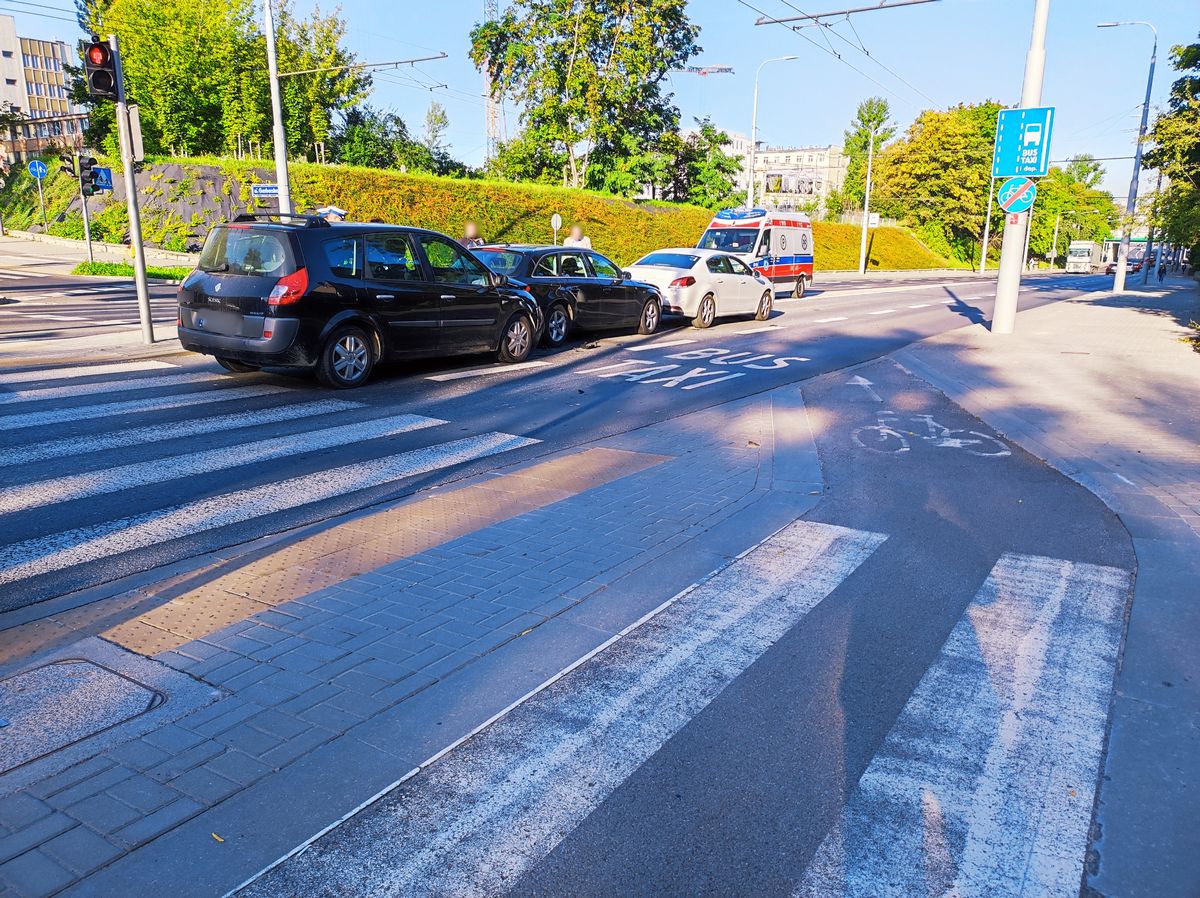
[853,410,1011,457]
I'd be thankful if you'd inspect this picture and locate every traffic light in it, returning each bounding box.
[59,154,76,178]
[82,37,118,101]
[78,156,99,196]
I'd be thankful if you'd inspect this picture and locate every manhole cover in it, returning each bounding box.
[0,660,164,773]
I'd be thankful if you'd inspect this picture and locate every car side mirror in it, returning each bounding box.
[491,272,509,288]
[621,270,632,280]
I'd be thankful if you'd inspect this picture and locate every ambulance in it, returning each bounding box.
[696,207,815,297]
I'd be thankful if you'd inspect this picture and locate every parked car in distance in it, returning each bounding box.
[474,244,663,347]
[177,214,543,388]
[1105,259,1144,275]
[625,248,775,328]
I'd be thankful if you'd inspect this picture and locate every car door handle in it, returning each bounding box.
[376,294,395,300]
[440,294,456,300]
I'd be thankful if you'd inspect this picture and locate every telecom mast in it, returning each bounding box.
[484,0,501,161]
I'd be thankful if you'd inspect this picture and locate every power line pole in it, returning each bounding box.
[483,0,500,162]
[991,0,1049,335]
[979,176,995,273]
[263,0,291,214]
[1142,168,1162,284]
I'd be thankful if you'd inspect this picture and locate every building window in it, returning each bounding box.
[1,51,12,58]
[4,79,14,86]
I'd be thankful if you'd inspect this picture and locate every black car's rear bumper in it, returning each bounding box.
[178,317,312,366]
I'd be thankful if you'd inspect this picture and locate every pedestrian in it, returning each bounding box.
[459,221,484,249]
[562,223,592,249]
[315,205,347,223]
[1157,262,1167,284]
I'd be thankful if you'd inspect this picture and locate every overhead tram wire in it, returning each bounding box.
[0,4,76,21]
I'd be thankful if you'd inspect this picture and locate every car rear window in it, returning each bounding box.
[635,252,698,269]
[475,249,523,275]
[199,226,296,277]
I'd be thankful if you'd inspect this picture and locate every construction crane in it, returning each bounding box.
[671,64,735,76]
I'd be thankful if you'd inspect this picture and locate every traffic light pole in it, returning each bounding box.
[991,0,1049,335]
[263,0,292,215]
[108,33,154,344]
[75,152,94,265]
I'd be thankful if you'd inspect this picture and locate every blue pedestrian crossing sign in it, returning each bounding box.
[998,177,1037,214]
[992,107,1054,178]
[27,160,47,180]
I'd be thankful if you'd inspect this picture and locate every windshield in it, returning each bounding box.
[475,249,524,275]
[1067,247,1091,258]
[199,227,295,276]
[697,227,759,253]
[634,252,699,269]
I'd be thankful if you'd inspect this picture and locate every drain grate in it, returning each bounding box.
[0,659,164,774]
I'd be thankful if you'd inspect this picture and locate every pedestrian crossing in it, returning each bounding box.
[0,359,540,596]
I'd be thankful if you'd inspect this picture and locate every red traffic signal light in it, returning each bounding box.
[85,43,109,67]
[82,39,118,101]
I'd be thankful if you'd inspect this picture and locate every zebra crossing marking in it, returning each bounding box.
[0,371,228,405]
[0,413,448,514]
[0,360,176,386]
[0,431,539,587]
[794,553,1130,898]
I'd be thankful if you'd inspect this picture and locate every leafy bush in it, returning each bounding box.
[72,261,194,280]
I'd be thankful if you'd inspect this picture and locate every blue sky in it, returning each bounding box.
[11,0,1197,197]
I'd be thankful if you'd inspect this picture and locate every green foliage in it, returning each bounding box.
[72,260,193,279]
[1028,163,1115,263]
[1143,33,1200,256]
[471,0,700,189]
[843,97,896,207]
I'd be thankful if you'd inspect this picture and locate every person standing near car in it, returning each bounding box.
[562,223,592,249]
[459,221,484,249]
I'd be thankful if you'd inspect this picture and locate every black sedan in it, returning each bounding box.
[475,245,663,347]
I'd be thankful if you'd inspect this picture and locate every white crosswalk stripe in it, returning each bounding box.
[0,431,538,586]
[794,553,1130,898]
[1,384,293,430]
[0,360,176,385]
[0,371,219,404]
[239,520,886,898]
[6,399,364,465]
[0,413,447,514]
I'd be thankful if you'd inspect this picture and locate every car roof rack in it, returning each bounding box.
[232,212,331,228]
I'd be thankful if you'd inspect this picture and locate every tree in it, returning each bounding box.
[842,97,896,207]
[1064,154,1104,189]
[1143,33,1200,258]
[335,106,406,169]
[422,102,449,155]
[470,0,700,189]
[1027,165,1116,263]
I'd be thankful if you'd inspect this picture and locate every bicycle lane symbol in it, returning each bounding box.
[852,410,1011,457]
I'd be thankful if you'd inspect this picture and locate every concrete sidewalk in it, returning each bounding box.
[896,275,1200,898]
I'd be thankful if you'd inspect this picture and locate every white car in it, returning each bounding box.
[625,248,774,328]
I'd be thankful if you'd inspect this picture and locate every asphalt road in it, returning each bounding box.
[0,274,179,342]
[1,272,1108,615]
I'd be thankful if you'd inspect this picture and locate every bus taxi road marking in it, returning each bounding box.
[579,346,811,392]
[624,339,697,352]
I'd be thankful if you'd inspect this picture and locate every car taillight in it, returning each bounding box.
[268,268,308,306]
[670,276,696,287]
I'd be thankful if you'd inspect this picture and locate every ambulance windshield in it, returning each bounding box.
[698,227,759,253]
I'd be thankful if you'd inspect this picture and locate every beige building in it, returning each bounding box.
[0,14,88,164]
[751,144,849,211]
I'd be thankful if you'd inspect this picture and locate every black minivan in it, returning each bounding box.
[178,215,545,388]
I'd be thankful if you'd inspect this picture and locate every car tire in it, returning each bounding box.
[498,313,534,363]
[793,276,807,299]
[691,293,716,329]
[637,297,661,335]
[755,290,773,321]
[215,357,259,373]
[315,324,375,389]
[542,303,571,348]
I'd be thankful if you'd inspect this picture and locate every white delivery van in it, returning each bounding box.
[1065,240,1102,273]
[696,207,815,297]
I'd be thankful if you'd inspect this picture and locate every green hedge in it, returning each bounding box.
[71,261,193,280]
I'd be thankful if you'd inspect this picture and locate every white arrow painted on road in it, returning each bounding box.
[846,375,882,402]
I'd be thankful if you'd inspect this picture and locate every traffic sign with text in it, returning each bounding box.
[992,107,1054,178]
[251,183,279,198]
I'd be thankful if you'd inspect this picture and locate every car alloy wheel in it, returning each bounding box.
[794,276,806,299]
[693,294,715,329]
[499,314,533,363]
[333,333,369,383]
[755,291,773,321]
[639,298,660,334]
[546,305,569,346]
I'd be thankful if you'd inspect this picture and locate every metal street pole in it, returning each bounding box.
[1142,168,1162,284]
[857,128,876,275]
[76,152,94,265]
[110,33,153,344]
[1050,211,1061,270]
[745,55,799,209]
[264,0,292,214]
[991,0,1050,335]
[1098,21,1156,294]
[979,176,995,273]
[35,176,47,230]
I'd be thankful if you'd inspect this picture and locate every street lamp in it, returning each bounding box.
[745,55,799,209]
[1097,20,1156,294]
[264,0,292,214]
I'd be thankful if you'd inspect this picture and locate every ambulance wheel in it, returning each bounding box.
[793,276,807,299]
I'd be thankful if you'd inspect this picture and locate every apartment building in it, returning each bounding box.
[751,144,850,210]
[0,14,88,164]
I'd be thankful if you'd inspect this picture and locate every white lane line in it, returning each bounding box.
[0,431,539,586]
[0,371,225,405]
[426,360,549,382]
[815,316,849,323]
[0,311,93,322]
[0,269,51,278]
[732,324,783,335]
[908,303,930,309]
[2,384,293,431]
[0,360,176,386]
[6,399,364,465]
[625,339,697,352]
[795,553,1131,898]
[0,413,447,515]
[235,520,886,898]
[867,308,897,315]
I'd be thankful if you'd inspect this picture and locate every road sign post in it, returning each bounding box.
[551,212,562,245]
[27,160,48,230]
[992,0,1051,336]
